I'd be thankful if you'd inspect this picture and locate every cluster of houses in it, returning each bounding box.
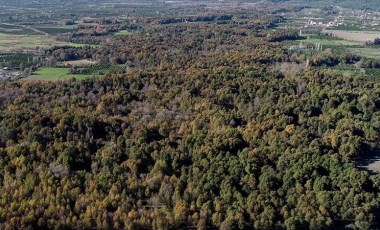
[327,16,345,27]
[357,13,380,27]
[305,16,344,28]
[303,7,380,29]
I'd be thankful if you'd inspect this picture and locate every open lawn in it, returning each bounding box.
[24,67,96,81]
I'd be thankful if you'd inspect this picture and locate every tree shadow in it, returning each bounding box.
[355,150,380,173]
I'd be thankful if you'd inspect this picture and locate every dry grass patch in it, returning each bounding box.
[59,59,97,67]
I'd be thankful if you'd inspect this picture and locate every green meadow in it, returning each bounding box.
[25,67,95,81]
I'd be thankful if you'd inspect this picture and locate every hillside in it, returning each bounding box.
[270,0,380,9]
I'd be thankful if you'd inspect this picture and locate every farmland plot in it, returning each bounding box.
[325,30,380,43]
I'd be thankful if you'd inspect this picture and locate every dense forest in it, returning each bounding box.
[1,7,380,230]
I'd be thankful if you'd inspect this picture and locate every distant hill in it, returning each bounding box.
[0,0,378,10]
[269,0,380,10]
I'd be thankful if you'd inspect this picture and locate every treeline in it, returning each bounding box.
[268,30,301,42]
[0,53,36,69]
[365,38,380,47]
[159,15,233,24]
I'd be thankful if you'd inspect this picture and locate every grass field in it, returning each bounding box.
[299,37,361,47]
[349,48,380,59]
[25,67,95,81]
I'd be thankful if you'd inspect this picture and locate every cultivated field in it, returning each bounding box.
[34,25,76,35]
[303,37,361,47]
[0,33,95,52]
[325,30,380,43]
[0,23,38,35]
[293,35,380,60]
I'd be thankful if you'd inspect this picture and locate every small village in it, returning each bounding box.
[303,6,380,29]
[304,15,345,28]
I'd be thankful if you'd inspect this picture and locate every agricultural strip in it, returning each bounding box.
[0,33,97,52]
